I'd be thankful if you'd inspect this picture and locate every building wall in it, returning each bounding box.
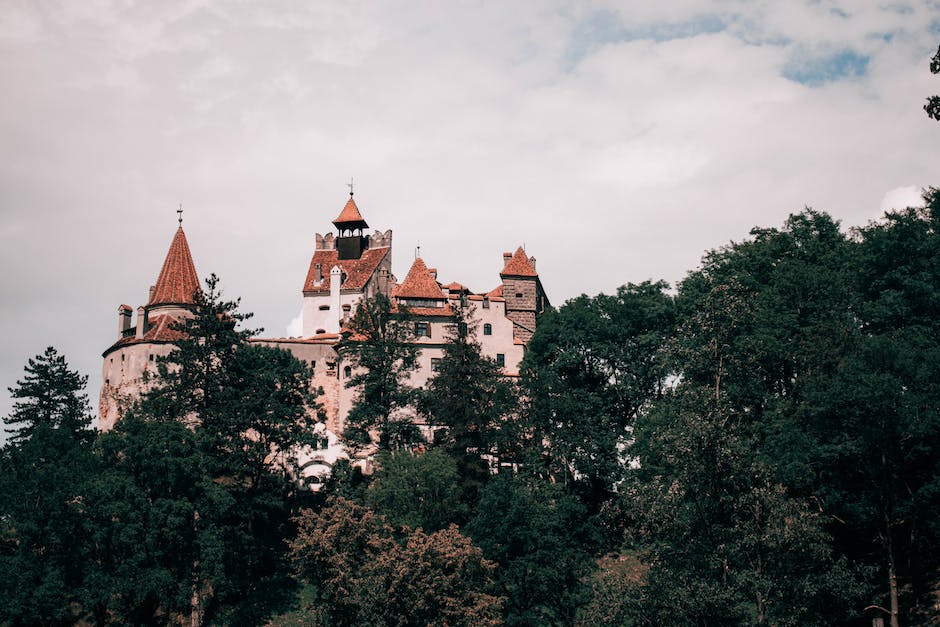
[99,342,175,431]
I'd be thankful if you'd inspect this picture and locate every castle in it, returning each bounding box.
[100,192,548,481]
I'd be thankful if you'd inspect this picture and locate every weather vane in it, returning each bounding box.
[347,177,355,197]
[416,243,421,259]
[177,204,183,227]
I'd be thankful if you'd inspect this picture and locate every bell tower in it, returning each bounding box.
[332,190,369,260]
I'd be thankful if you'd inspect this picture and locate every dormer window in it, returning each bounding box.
[315,263,323,282]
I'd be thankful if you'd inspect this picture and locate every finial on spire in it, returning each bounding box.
[347,177,355,197]
[416,243,421,259]
[177,204,183,227]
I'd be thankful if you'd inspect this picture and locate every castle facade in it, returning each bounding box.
[100,193,548,480]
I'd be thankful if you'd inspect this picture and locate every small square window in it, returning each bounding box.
[415,322,430,338]
[431,358,442,372]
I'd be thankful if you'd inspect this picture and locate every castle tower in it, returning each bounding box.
[301,193,393,336]
[99,223,201,430]
[499,246,547,344]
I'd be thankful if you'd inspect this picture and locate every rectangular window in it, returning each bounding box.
[496,353,505,367]
[483,323,492,336]
[431,358,442,372]
[415,322,430,338]
[482,298,490,309]
[319,305,330,311]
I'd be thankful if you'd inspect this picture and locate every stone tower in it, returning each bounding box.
[499,246,546,343]
[99,225,200,430]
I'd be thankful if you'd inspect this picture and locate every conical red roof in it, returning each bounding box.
[500,246,538,277]
[332,196,368,229]
[148,227,200,305]
[397,257,445,300]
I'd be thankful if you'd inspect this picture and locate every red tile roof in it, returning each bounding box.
[102,314,187,356]
[303,246,389,294]
[397,258,446,300]
[486,285,504,298]
[332,196,368,228]
[500,246,538,277]
[149,228,200,306]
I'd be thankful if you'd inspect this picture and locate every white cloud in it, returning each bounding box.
[286,309,303,338]
[880,185,926,212]
[0,0,939,419]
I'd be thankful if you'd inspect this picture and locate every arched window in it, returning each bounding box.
[483,323,492,336]
[344,365,352,379]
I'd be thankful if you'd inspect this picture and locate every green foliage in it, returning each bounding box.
[926,44,940,121]
[467,473,598,626]
[341,294,422,452]
[624,388,860,626]
[366,449,467,531]
[420,305,518,504]
[0,348,93,625]
[4,346,92,444]
[522,281,677,504]
[291,497,503,626]
[134,273,317,624]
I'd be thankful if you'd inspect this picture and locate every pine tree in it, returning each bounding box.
[420,304,517,504]
[4,346,92,444]
[341,294,422,452]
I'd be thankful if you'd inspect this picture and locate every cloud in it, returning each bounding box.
[880,185,926,213]
[0,0,939,422]
[286,309,303,338]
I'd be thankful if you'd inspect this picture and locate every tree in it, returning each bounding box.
[290,497,503,626]
[419,304,518,503]
[137,274,318,625]
[466,473,598,626]
[0,348,94,624]
[926,44,940,121]
[4,346,92,444]
[366,449,466,531]
[521,282,676,507]
[622,388,859,626]
[341,294,421,451]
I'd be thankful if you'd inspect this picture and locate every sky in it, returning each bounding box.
[1,0,939,427]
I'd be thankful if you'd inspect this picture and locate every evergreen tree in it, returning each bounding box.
[420,304,517,503]
[926,44,940,121]
[0,348,94,624]
[136,274,318,625]
[341,294,421,451]
[4,346,92,444]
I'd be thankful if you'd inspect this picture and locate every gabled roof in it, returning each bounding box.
[397,257,446,300]
[332,196,368,229]
[500,246,538,278]
[303,246,389,294]
[149,227,200,306]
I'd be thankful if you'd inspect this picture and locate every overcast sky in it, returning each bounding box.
[1,0,939,427]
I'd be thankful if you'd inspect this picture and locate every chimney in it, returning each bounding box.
[149,285,156,302]
[502,252,512,265]
[118,304,132,336]
[529,256,536,271]
[136,306,148,339]
[429,268,437,280]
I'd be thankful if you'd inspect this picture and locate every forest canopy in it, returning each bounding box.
[2,189,939,626]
